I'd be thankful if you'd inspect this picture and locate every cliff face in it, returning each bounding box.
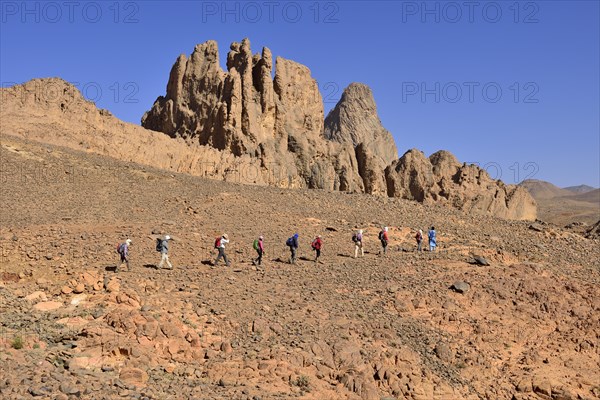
[142,38,367,192]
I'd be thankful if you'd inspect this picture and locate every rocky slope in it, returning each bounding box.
[0,135,598,400]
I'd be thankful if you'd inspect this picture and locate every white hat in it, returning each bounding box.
[384,227,388,232]
[126,239,132,245]
[358,229,363,234]
[165,235,171,240]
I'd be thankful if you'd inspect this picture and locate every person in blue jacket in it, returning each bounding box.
[428,226,437,251]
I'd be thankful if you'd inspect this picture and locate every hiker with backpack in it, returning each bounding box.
[378,227,389,255]
[156,235,173,270]
[311,235,323,263]
[252,236,264,266]
[352,229,364,258]
[214,234,230,267]
[286,233,299,264]
[116,239,132,272]
[428,226,437,251]
[415,229,423,251]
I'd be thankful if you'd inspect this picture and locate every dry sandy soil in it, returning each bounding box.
[0,134,599,400]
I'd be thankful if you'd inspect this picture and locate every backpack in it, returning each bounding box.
[286,237,293,247]
[155,238,163,252]
[116,243,123,255]
[214,237,221,249]
[253,239,259,250]
[311,239,321,250]
[416,232,422,241]
[378,231,383,240]
[352,233,358,243]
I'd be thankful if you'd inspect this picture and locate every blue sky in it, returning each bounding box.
[1,0,599,187]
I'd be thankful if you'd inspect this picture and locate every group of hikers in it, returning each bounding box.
[115,227,438,272]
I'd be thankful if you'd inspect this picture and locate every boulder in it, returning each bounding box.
[119,367,148,387]
[450,281,471,294]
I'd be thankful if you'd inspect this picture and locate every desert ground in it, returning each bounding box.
[1,134,599,400]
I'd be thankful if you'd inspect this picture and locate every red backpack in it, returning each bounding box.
[214,237,221,249]
[311,238,322,250]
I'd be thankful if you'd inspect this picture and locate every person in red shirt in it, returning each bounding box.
[379,227,389,255]
[311,235,323,263]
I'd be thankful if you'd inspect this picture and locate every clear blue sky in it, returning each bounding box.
[1,1,599,188]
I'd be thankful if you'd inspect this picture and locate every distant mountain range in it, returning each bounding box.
[519,179,599,225]
[563,184,597,195]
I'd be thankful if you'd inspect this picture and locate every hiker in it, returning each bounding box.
[428,226,437,251]
[157,235,173,270]
[415,229,423,251]
[352,229,364,258]
[214,234,230,267]
[311,235,323,263]
[379,227,389,255]
[116,238,132,272]
[252,236,264,266]
[286,233,299,264]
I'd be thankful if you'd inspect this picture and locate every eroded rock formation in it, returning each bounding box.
[142,38,366,192]
[1,38,537,220]
[385,149,537,220]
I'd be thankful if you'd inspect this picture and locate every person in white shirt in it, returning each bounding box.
[214,233,230,267]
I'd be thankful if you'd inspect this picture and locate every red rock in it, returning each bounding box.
[33,301,62,311]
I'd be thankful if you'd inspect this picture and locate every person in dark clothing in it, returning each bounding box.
[287,233,299,264]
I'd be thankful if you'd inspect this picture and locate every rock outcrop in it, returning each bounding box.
[385,149,537,220]
[142,38,366,192]
[585,220,600,239]
[324,83,397,196]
